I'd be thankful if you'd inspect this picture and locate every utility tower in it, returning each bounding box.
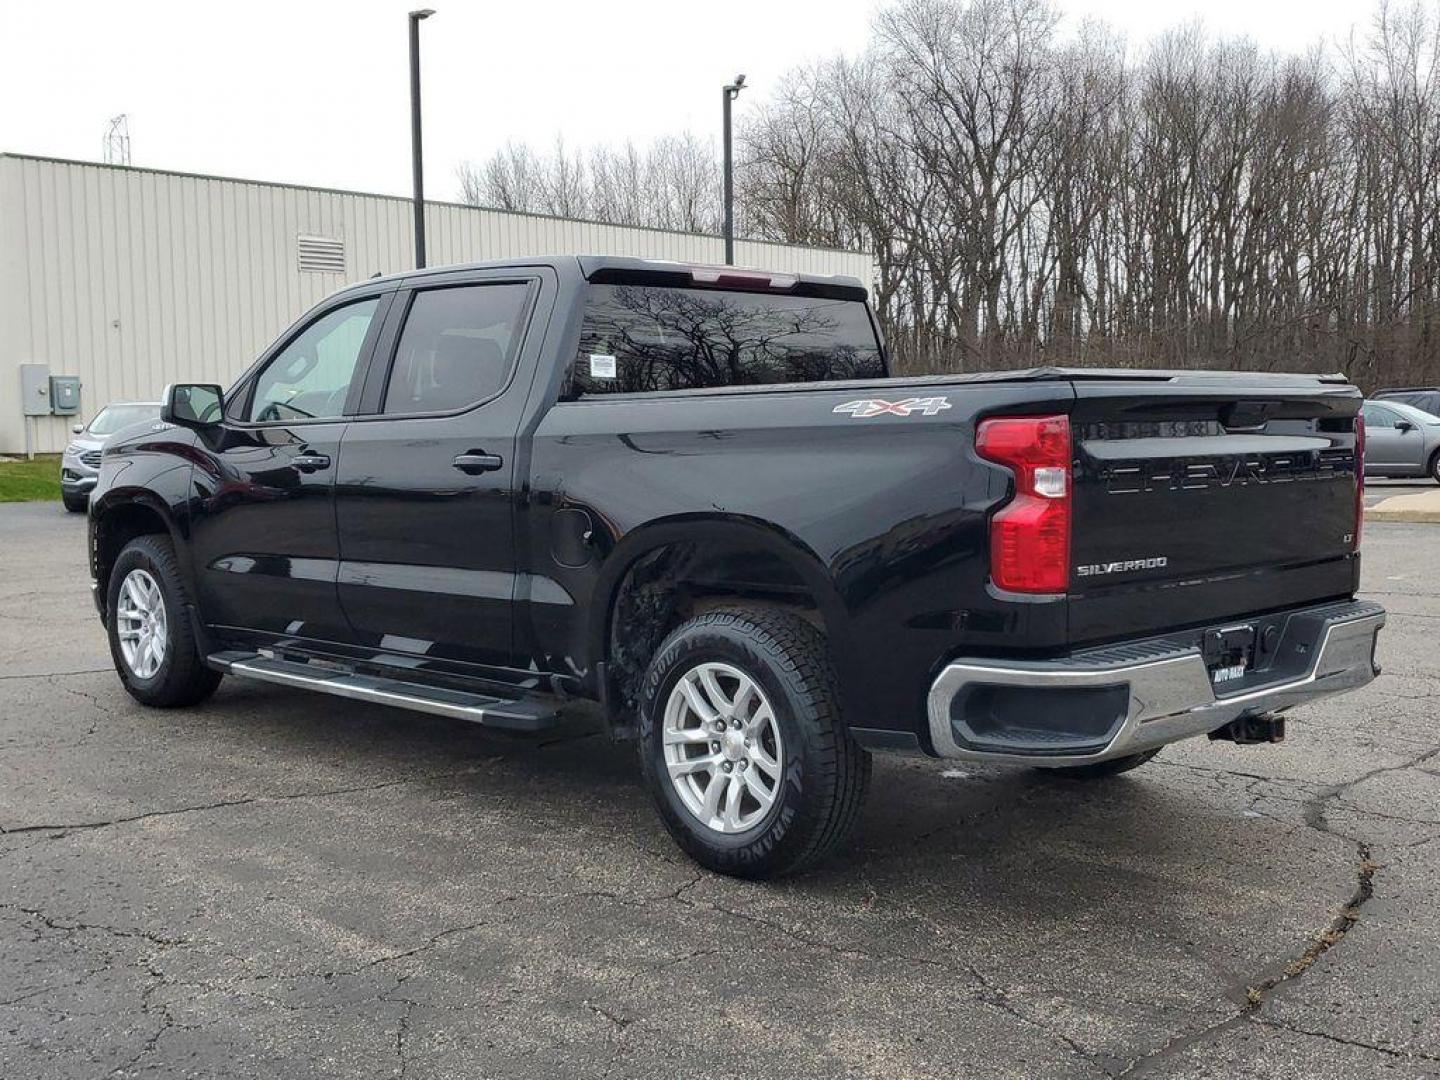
[103,115,131,165]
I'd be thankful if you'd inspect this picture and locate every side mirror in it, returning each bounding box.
[161,383,224,428]
[1396,419,1414,433]
[71,423,84,434]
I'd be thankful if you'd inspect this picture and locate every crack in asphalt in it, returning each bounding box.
[664,885,1112,1074]
[381,973,418,1080]
[1115,743,1440,1077]
[256,919,495,984]
[3,903,190,948]
[76,927,189,1079]
[4,623,1436,1075]
[17,741,1418,1079]
[0,771,484,837]
[1257,1018,1440,1063]
[586,1000,635,1034]
[1151,759,1323,790]
[0,667,110,681]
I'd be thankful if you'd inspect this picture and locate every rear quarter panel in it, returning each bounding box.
[523,382,1073,737]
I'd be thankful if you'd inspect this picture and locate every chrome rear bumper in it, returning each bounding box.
[927,600,1385,766]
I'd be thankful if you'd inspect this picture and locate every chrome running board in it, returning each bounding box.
[207,651,562,733]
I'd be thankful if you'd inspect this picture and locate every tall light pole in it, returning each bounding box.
[722,74,746,266]
[409,8,436,269]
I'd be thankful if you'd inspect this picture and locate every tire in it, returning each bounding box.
[1039,748,1159,779]
[106,534,222,708]
[638,607,871,879]
[62,491,89,513]
[1429,449,1440,485]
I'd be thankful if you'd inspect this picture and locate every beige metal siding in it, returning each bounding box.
[0,155,874,453]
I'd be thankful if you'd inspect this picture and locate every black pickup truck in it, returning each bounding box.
[88,256,1385,877]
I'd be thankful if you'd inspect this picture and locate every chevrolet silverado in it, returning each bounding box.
[87,256,1385,877]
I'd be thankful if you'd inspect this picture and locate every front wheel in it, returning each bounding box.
[1429,449,1440,485]
[106,534,222,708]
[638,608,871,879]
[62,491,89,513]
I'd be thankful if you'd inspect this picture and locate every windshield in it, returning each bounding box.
[1383,401,1440,425]
[87,403,160,436]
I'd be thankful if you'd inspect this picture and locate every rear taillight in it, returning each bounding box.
[1354,413,1365,551]
[976,414,1072,594]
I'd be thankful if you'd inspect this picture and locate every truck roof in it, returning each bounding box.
[339,254,868,300]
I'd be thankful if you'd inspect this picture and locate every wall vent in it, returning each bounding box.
[297,235,345,274]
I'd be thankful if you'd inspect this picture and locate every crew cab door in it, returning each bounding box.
[332,270,548,677]
[188,292,391,642]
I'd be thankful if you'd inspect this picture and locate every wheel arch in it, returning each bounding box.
[590,514,847,727]
[90,490,188,623]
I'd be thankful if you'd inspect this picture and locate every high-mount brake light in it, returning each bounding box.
[688,267,798,291]
[1354,412,1365,551]
[975,414,1072,594]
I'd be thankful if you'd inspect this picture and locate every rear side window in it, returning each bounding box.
[570,285,885,396]
[383,283,531,414]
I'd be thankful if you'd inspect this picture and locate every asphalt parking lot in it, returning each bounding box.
[2,504,1437,1079]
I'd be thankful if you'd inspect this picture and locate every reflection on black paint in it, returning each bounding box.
[572,285,885,396]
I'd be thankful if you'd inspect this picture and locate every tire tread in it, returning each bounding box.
[640,606,870,878]
[108,534,221,708]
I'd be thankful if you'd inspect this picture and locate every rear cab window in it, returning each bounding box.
[570,285,885,397]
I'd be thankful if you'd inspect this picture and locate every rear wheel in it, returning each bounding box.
[1039,748,1159,779]
[106,535,222,708]
[638,607,870,879]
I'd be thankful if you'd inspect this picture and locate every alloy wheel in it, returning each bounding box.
[116,568,168,679]
[662,661,785,834]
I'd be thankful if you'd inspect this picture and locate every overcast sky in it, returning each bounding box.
[0,0,1379,203]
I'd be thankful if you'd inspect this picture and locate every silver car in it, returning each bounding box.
[60,401,163,512]
[1362,399,1440,484]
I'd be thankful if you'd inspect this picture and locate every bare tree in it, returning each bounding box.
[456,0,1440,390]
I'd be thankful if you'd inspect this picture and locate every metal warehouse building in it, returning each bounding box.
[0,153,872,455]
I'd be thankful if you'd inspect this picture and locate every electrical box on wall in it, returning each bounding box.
[49,375,82,415]
[19,364,52,416]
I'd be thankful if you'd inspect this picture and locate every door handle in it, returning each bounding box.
[452,452,504,475]
[292,453,331,473]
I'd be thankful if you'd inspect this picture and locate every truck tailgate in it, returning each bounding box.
[1067,376,1362,644]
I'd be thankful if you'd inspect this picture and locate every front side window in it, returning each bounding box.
[248,298,380,422]
[1362,405,1396,429]
[382,283,531,414]
[570,285,885,396]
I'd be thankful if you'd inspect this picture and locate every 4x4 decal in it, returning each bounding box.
[833,396,952,418]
